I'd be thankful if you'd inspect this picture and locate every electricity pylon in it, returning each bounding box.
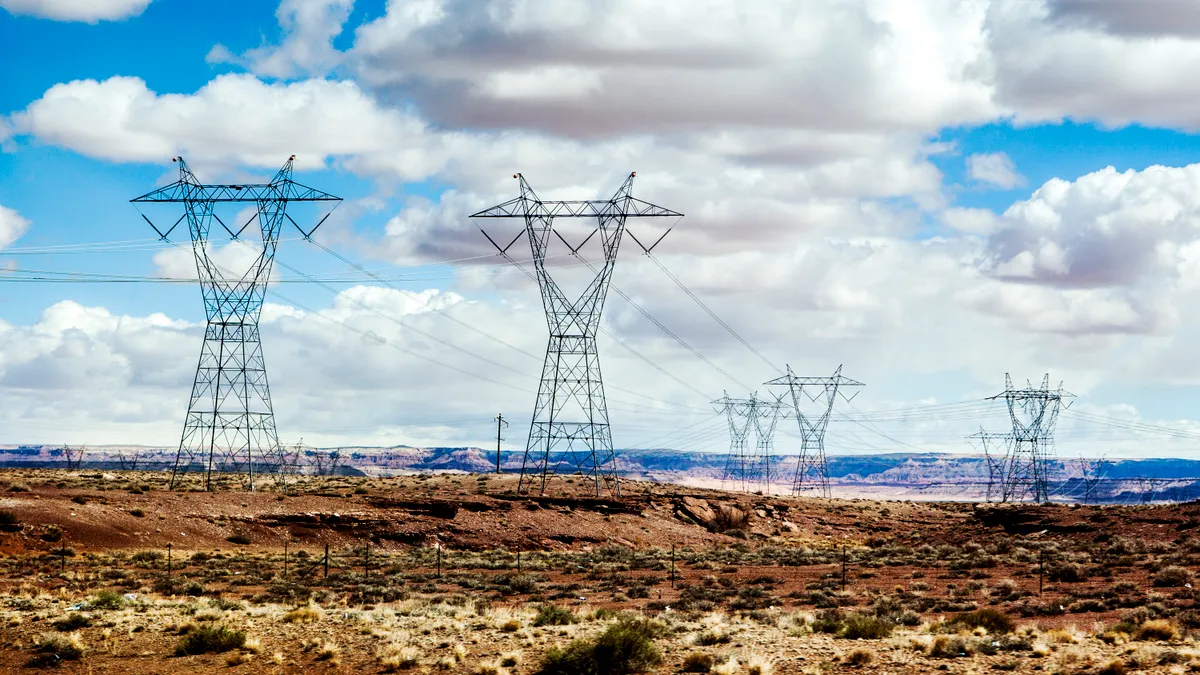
[132,156,340,491]
[968,428,1012,502]
[473,173,682,497]
[766,365,863,498]
[980,374,1072,503]
[714,392,789,493]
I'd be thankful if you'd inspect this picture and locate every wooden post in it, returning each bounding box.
[60,540,66,575]
[670,545,675,588]
[841,544,848,593]
[284,540,288,578]
[517,550,521,574]
[167,543,172,578]
[324,543,329,579]
[436,544,442,580]
[365,542,370,578]
[1039,548,1044,595]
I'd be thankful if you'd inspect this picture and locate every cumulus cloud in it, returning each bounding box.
[966,152,1023,189]
[209,0,353,78]
[0,204,29,249]
[351,0,996,138]
[0,0,152,22]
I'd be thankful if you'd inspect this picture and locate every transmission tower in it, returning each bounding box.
[766,365,863,498]
[132,156,341,491]
[714,393,754,492]
[473,173,682,497]
[983,374,1073,503]
[713,393,788,493]
[968,428,1012,502]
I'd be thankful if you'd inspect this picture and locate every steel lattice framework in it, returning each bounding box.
[713,392,788,493]
[473,173,681,497]
[766,365,863,498]
[975,374,1073,503]
[132,156,340,491]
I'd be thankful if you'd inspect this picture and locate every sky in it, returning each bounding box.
[3,0,1200,459]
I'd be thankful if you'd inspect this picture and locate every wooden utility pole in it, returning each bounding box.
[494,413,508,473]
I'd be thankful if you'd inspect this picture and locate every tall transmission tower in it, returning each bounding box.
[132,156,341,491]
[766,365,863,498]
[713,392,789,493]
[983,374,1073,503]
[473,173,682,497]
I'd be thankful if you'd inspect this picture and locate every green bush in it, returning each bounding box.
[840,612,894,640]
[533,604,577,627]
[87,590,125,611]
[537,615,665,675]
[174,624,246,656]
[946,608,1015,634]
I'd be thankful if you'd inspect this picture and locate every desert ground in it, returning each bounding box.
[1,469,1199,674]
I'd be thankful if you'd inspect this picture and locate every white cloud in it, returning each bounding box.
[0,0,151,22]
[0,205,29,249]
[210,0,354,78]
[966,152,1023,189]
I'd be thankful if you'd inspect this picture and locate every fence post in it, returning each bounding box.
[365,542,370,578]
[60,539,67,576]
[436,544,442,580]
[167,543,172,578]
[324,543,329,580]
[841,544,848,593]
[284,540,288,578]
[670,546,675,588]
[517,550,521,574]
[1039,548,1044,595]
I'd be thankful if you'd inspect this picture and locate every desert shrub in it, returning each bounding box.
[283,604,323,624]
[40,526,63,543]
[929,635,973,658]
[946,608,1015,634]
[711,505,749,532]
[71,495,88,505]
[53,613,92,631]
[1135,619,1179,642]
[533,604,576,627]
[175,624,246,655]
[1153,566,1191,587]
[130,550,163,565]
[1046,561,1087,583]
[87,590,125,611]
[1096,660,1127,675]
[28,633,85,667]
[128,508,145,518]
[226,534,252,545]
[681,652,715,673]
[502,573,540,594]
[845,647,874,666]
[0,510,20,531]
[537,615,665,675]
[840,612,893,640]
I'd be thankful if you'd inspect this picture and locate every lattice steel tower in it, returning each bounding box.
[473,173,681,497]
[714,392,788,493]
[132,156,340,491]
[984,374,1072,503]
[766,365,863,498]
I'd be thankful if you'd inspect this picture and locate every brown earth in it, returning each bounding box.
[1,469,1199,674]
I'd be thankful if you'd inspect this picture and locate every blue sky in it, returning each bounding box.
[3,0,1200,461]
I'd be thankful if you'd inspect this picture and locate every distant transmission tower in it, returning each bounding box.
[132,156,341,491]
[968,428,1012,502]
[714,393,788,493]
[714,393,754,492]
[473,173,682,497]
[766,365,863,498]
[984,374,1073,503]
